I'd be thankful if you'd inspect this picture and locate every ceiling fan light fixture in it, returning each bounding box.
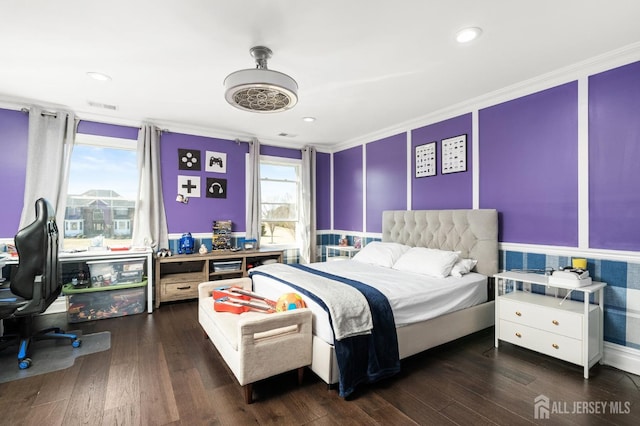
[224,46,298,113]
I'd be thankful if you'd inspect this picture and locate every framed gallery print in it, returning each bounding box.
[441,134,467,174]
[415,142,436,178]
[205,151,227,173]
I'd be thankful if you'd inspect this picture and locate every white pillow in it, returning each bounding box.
[392,247,460,278]
[450,258,478,278]
[351,241,410,268]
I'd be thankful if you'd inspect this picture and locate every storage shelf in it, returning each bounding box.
[63,279,147,294]
[155,249,283,308]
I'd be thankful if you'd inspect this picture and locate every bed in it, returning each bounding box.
[249,209,498,396]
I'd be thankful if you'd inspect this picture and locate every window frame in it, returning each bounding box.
[258,155,302,249]
[63,133,138,249]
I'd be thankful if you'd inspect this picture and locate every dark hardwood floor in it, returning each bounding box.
[1,301,639,425]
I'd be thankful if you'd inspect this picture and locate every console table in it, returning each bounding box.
[155,249,283,308]
[494,271,605,379]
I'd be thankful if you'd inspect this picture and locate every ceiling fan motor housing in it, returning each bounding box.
[224,46,298,113]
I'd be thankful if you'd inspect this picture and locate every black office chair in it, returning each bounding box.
[0,198,81,369]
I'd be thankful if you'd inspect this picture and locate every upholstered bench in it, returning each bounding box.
[198,278,312,403]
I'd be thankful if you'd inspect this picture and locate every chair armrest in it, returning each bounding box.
[198,278,252,299]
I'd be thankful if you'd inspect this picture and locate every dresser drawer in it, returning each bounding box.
[499,319,582,365]
[161,281,200,301]
[499,297,583,339]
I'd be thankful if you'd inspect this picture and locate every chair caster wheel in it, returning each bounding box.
[19,358,32,369]
[72,339,82,348]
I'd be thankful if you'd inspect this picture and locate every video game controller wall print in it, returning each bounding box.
[178,149,201,170]
[206,151,227,173]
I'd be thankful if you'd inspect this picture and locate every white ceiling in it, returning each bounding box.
[2,0,640,148]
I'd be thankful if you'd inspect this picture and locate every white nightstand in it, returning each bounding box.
[494,271,606,379]
[325,245,360,261]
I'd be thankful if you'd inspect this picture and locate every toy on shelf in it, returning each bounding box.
[157,248,172,257]
[178,233,195,254]
[212,220,232,250]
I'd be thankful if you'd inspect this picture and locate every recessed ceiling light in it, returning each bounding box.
[86,71,112,82]
[456,27,482,43]
[302,117,316,122]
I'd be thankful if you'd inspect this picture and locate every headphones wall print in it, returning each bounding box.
[206,177,227,199]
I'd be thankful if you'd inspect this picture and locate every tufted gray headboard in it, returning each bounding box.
[382,209,498,276]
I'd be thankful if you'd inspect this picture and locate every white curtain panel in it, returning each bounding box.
[299,145,317,263]
[19,106,76,231]
[245,138,262,247]
[131,124,168,250]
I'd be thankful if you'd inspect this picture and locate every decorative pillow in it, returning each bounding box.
[450,258,478,278]
[392,247,460,278]
[351,241,411,268]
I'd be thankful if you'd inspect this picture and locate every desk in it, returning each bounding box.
[2,248,154,313]
[60,249,154,313]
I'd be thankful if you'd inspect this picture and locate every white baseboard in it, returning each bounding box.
[602,342,640,376]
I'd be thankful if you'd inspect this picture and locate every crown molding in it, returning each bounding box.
[333,42,640,153]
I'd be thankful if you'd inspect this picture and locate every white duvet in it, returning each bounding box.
[251,260,488,345]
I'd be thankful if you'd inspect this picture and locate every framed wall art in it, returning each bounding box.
[415,141,437,178]
[205,151,227,173]
[441,134,467,174]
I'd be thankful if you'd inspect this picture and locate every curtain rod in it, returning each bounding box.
[20,107,58,118]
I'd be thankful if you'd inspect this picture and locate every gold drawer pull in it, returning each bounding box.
[515,332,522,338]
[552,320,559,326]
[515,311,522,316]
[552,343,559,349]
[177,285,192,290]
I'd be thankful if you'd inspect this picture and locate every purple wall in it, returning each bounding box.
[160,132,248,234]
[316,152,331,230]
[0,108,28,236]
[77,121,139,140]
[333,146,363,231]
[412,114,473,209]
[261,145,302,159]
[366,133,407,232]
[589,61,640,250]
[479,82,579,246]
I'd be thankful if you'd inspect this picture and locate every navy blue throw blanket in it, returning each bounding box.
[251,264,400,397]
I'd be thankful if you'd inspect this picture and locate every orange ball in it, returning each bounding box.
[276,293,307,312]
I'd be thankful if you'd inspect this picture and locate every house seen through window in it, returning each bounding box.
[63,134,138,250]
[260,157,301,247]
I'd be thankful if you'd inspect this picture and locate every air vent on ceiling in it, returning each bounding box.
[88,101,118,110]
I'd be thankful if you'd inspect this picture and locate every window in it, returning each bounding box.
[64,134,138,249]
[259,157,301,247]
